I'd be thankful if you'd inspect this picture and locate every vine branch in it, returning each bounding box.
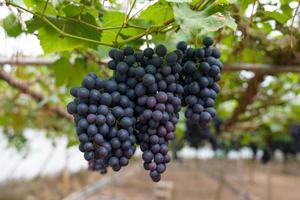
[6,1,175,48]
[7,2,114,47]
[115,0,137,44]
[0,70,72,121]
[223,73,265,132]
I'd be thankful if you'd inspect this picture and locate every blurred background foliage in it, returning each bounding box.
[0,0,299,152]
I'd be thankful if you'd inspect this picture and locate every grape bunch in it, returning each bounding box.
[67,73,137,173]
[261,148,272,164]
[135,48,183,182]
[67,37,222,182]
[177,37,223,124]
[184,120,219,150]
[107,44,183,182]
[290,124,300,153]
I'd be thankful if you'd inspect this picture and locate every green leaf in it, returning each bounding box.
[67,138,79,148]
[166,0,192,2]
[100,11,143,44]
[100,11,124,43]
[239,48,264,62]
[2,14,22,37]
[140,1,174,26]
[68,58,87,86]
[25,16,44,33]
[38,15,100,53]
[52,57,71,86]
[174,4,236,34]
[237,0,252,13]
[24,0,57,15]
[214,0,236,5]
[261,22,273,33]
[200,14,227,32]
[264,11,290,24]
[63,4,82,17]
[38,26,82,53]
[223,12,237,30]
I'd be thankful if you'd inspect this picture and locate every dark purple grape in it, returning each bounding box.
[84,142,94,152]
[155,44,167,57]
[77,103,88,115]
[150,170,161,182]
[166,52,177,65]
[97,146,108,158]
[82,76,95,89]
[144,48,154,58]
[142,74,155,86]
[120,117,133,128]
[87,114,96,123]
[154,153,164,164]
[100,93,112,106]
[114,50,124,61]
[124,46,134,56]
[94,134,104,144]
[146,97,157,108]
[67,102,77,114]
[156,92,168,103]
[98,105,108,115]
[78,119,89,130]
[106,113,116,126]
[79,134,89,143]
[120,157,129,166]
[116,62,129,73]
[117,129,129,141]
[203,36,213,47]
[110,138,121,149]
[108,156,119,167]
[176,41,187,51]
[156,163,166,173]
[152,110,163,121]
[142,151,154,162]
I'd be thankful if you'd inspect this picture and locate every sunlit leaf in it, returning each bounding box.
[140,1,174,26]
[2,14,22,37]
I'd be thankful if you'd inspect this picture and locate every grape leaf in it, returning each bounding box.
[223,12,237,30]
[100,11,124,44]
[2,14,22,37]
[166,0,192,2]
[174,4,236,34]
[25,16,45,33]
[63,4,82,17]
[140,1,174,26]
[214,0,236,5]
[24,0,57,15]
[52,57,72,86]
[100,11,143,44]
[38,26,83,53]
[264,11,290,24]
[67,138,80,148]
[38,15,100,53]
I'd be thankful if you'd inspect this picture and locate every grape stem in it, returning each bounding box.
[145,34,150,48]
[114,0,138,45]
[6,1,177,48]
[6,2,115,47]
[56,15,147,32]
[118,19,175,47]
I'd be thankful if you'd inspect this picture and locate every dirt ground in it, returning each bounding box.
[86,159,300,200]
[1,159,300,200]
